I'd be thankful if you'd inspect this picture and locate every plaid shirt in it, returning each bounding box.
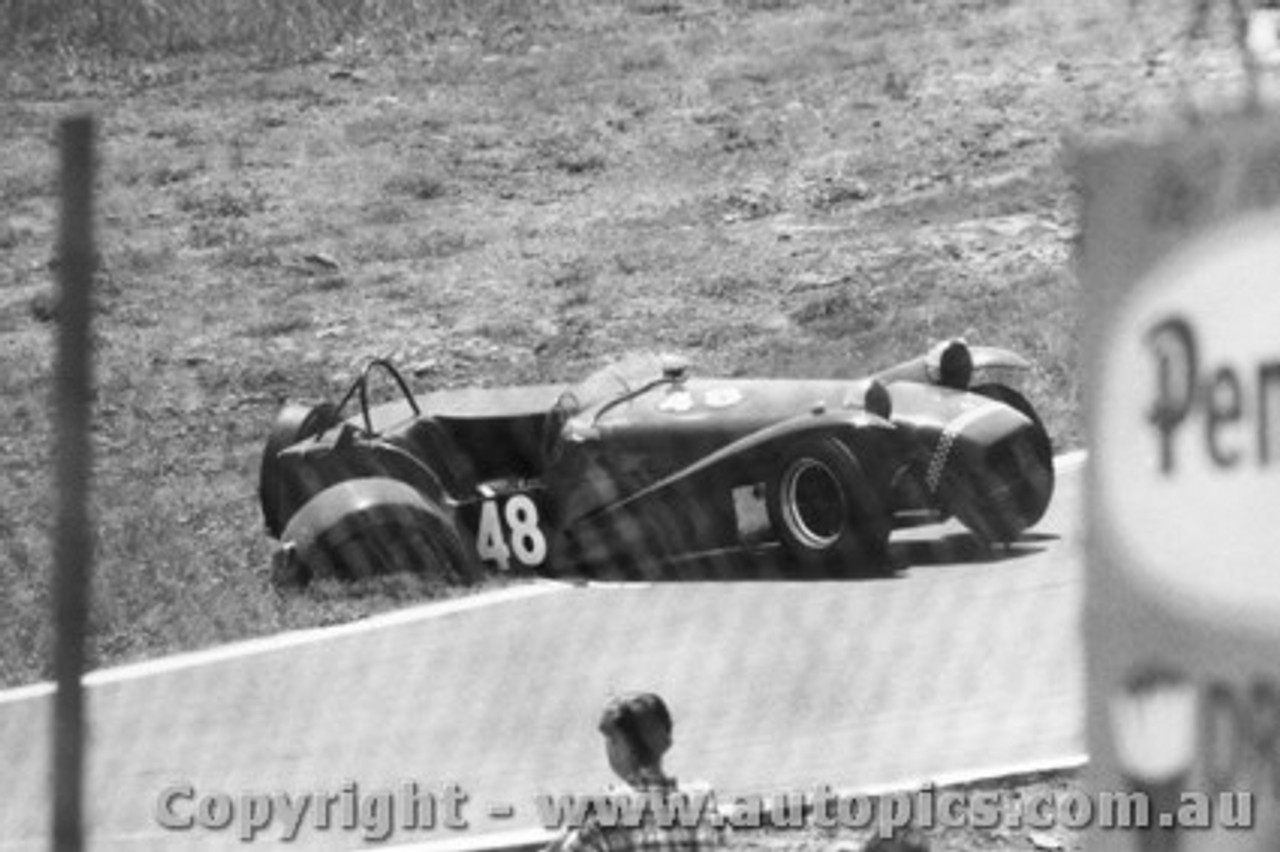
[548,771,724,852]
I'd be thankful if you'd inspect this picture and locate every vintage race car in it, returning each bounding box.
[258,340,1054,583]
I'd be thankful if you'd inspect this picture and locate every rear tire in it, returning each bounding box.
[766,438,892,576]
[324,523,472,585]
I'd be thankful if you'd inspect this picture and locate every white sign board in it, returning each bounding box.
[1096,214,1280,620]
[1084,113,1280,852]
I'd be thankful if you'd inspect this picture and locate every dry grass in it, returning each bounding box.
[1,0,563,63]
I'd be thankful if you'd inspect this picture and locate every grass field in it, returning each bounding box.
[0,0,1247,686]
[1,1,1258,848]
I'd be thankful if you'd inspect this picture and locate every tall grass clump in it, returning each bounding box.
[2,0,564,63]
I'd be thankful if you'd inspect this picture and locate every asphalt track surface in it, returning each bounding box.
[0,453,1086,851]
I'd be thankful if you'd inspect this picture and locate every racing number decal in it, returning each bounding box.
[505,496,547,567]
[476,495,548,571]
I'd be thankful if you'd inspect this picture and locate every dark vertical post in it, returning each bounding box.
[52,114,96,852]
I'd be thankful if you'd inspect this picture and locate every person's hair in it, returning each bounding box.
[599,692,673,766]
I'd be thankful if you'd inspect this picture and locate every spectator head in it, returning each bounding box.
[598,692,673,778]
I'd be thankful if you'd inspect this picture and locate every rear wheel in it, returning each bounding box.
[766,438,892,575]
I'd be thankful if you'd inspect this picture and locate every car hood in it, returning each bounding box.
[578,377,883,433]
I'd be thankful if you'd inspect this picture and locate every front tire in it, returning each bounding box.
[766,438,892,575]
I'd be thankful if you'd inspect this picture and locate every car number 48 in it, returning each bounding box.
[476,495,548,571]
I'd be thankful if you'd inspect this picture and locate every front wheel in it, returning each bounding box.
[765,438,893,576]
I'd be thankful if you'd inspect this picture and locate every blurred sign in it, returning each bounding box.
[1083,113,1280,851]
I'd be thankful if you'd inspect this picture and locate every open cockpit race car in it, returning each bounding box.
[258,340,1054,585]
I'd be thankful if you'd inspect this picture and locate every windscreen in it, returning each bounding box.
[552,352,668,417]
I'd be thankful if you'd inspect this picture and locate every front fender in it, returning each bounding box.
[969,345,1032,372]
[873,339,1031,389]
[926,408,1055,542]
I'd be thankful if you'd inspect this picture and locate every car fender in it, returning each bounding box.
[968,345,1031,372]
[873,340,1031,389]
[919,393,1055,541]
[278,477,477,584]
[266,426,455,537]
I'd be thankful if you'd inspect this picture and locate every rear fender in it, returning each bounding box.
[278,477,477,584]
[269,425,452,536]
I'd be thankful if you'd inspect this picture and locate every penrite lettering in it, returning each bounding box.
[1145,315,1280,475]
